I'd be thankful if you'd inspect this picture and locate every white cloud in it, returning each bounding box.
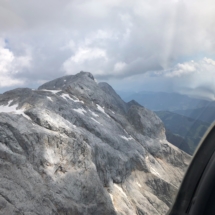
[0,41,14,73]
[164,62,196,77]
[63,47,108,75]
[158,58,215,79]
[0,0,215,96]
[69,47,107,63]
[204,57,215,66]
[149,57,215,100]
[84,30,118,46]
[0,38,31,87]
[114,62,127,72]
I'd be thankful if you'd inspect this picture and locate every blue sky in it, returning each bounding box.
[0,0,215,100]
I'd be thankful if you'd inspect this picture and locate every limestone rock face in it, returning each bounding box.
[0,72,191,215]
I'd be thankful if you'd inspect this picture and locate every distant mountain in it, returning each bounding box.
[121,91,213,155]
[165,130,192,155]
[121,91,209,111]
[175,105,215,124]
[116,91,136,101]
[127,99,142,108]
[156,111,210,154]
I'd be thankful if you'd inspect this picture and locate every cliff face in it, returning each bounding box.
[0,72,191,215]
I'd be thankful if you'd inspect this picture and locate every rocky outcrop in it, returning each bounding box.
[0,72,191,215]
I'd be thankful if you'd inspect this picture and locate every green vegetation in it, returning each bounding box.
[156,111,210,155]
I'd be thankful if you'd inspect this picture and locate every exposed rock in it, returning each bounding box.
[127,99,142,108]
[0,71,191,215]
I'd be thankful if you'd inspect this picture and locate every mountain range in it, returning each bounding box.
[0,72,190,215]
[121,91,208,111]
[175,106,215,124]
[121,91,215,155]
[156,111,209,155]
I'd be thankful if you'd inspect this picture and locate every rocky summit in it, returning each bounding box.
[0,71,191,215]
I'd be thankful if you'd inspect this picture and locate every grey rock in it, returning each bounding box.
[0,71,191,215]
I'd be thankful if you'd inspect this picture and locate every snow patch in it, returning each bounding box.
[41,89,61,94]
[62,94,84,104]
[96,104,110,118]
[96,104,105,113]
[0,102,31,120]
[89,110,99,117]
[120,136,133,141]
[73,108,86,115]
[60,94,84,104]
[8,100,13,105]
[71,97,84,103]
[47,96,53,102]
[91,117,101,125]
[61,94,73,101]
[73,96,84,104]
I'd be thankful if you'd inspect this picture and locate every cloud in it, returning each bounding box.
[0,0,215,96]
[114,62,127,73]
[154,61,197,78]
[0,38,31,87]
[108,57,215,101]
[67,47,107,64]
[144,58,215,100]
[165,63,196,77]
[63,46,108,75]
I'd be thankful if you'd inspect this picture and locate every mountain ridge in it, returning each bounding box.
[156,111,209,154]
[175,106,215,124]
[121,91,209,111]
[0,71,190,215]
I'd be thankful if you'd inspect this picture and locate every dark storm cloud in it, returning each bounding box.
[0,0,215,98]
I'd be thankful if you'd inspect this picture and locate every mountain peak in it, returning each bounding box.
[79,71,94,80]
[38,71,95,91]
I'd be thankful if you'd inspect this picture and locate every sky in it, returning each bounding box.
[0,0,215,100]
